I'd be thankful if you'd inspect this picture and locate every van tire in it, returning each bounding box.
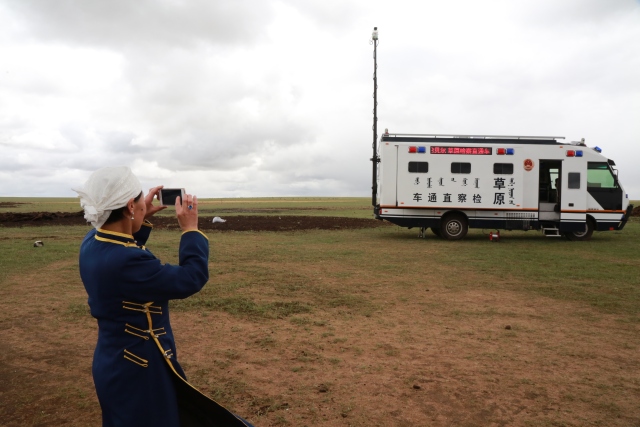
[564,218,595,241]
[441,214,468,240]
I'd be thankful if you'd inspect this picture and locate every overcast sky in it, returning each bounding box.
[1,0,639,199]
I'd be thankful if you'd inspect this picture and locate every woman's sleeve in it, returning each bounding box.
[118,230,210,301]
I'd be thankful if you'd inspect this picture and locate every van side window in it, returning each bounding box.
[493,163,513,174]
[568,172,580,189]
[451,162,471,174]
[408,162,429,173]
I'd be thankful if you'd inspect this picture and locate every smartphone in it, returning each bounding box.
[159,188,185,206]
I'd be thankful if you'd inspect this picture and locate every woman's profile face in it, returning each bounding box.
[131,194,147,233]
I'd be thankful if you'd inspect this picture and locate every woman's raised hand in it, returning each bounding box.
[175,193,199,232]
[144,186,167,219]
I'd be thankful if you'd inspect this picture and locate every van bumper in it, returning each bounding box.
[617,205,634,231]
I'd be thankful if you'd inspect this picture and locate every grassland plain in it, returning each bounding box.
[0,198,639,426]
[0,197,371,218]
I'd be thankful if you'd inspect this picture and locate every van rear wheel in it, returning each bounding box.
[564,218,594,241]
[441,214,468,240]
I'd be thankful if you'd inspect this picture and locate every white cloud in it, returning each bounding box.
[0,0,638,199]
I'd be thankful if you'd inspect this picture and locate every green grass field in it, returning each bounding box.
[2,197,639,320]
[2,217,639,321]
[1,197,639,426]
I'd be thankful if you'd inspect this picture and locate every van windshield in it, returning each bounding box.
[587,162,617,189]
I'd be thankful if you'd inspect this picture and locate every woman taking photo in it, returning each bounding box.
[74,166,253,427]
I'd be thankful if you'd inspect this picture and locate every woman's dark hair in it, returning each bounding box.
[104,191,143,225]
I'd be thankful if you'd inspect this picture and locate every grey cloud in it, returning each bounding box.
[285,0,363,30]
[43,152,132,173]
[0,149,92,196]
[57,124,88,152]
[162,117,316,171]
[0,116,29,144]
[6,0,274,49]
[0,151,30,173]
[14,127,145,173]
[109,50,317,170]
[99,130,143,155]
[57,124,142,156]
[514,0,639,27]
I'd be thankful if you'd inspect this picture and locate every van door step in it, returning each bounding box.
[542,227,562,237]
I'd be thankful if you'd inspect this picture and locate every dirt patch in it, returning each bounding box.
[0,211,83,223]
[187,216,389,232]
[2,256,639,427]
[0,211,388,232]
[2,206,637,230]
[0,202,27,208]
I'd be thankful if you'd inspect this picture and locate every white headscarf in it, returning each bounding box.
[72,166,143,229]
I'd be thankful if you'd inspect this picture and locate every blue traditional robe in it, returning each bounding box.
[79,223,253,426]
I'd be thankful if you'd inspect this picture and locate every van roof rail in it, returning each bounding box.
[383,133,565,140]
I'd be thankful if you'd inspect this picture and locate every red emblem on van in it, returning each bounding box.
[524,159,534,171]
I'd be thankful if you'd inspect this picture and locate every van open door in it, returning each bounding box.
[538,160,561,223]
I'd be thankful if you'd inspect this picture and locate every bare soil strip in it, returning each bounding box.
[0,212,388,232]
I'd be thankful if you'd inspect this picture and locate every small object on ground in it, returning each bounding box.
[317,384,329,393]
[33,240,44,247]
[505,325,512,330]
[212,217,226,223]
[413,384,421,390]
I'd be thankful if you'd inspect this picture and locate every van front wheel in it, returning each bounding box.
[441,214,468,240]
[564,218,595,241]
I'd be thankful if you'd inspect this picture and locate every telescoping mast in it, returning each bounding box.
[370,27,380,212]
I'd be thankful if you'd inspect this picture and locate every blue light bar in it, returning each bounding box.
[594,146,602,153]
[575,150,583,157]
[506,148,514,155]
[417,146,426,153]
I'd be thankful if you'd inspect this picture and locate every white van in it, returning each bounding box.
[374,131,633,240]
